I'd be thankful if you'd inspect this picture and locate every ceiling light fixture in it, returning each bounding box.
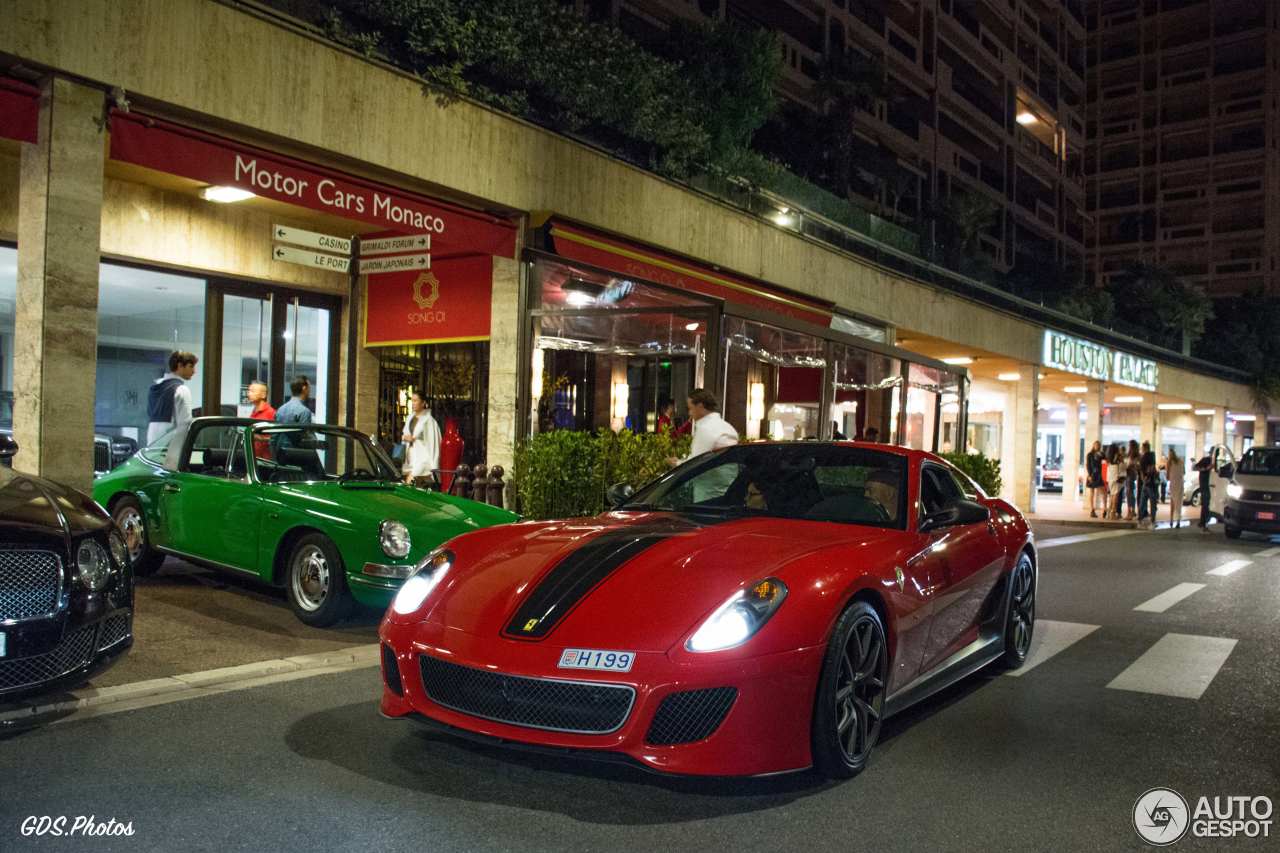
[941,356,974,365]
[1114,395,1143,403]
[1230,413,1256,422]
[684,322,700,331]
[1016,111,1038,125]
[1064,385,1088,393]
[1157,403,1192,411]
[1194,408,1216,416]
[997,372,1021,382]
[199,185,255,203]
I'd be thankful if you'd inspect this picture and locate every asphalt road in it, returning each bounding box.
[2,526,1278,852]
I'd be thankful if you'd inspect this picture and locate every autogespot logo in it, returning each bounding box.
[1134,788,1190,846]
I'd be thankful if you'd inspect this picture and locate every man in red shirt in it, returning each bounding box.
[248,380,275,459]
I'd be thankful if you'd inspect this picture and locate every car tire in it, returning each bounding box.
[1189,489,1201,508]
[811,600,889,779]
[285,533,352,627]
[1224,525,1242,539]
[1000,552,1036,670]
[111,495,164,577]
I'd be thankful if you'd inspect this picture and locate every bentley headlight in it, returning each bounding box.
[391,548,454,615]
[379,520,411,559]
[687,578,788,652]
[1226,483,1243,500]
[108,531,129,570]
[77,539,111,591]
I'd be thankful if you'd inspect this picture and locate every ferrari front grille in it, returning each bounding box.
[0,625,95,693]
[418,654,634,734]
[645,687,738,745]
[0,547,62,621]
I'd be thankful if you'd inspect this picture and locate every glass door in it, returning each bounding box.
[284,299,332,423]
[221,294,272,417]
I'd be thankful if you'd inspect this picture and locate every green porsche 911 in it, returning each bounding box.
[92,417,517,626]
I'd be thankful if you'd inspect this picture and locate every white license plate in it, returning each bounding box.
[557,648,635,672]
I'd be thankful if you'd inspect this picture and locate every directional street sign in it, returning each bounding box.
[359,233,432,256]
[272,244,351,273]
[358,253,431,275]
[272,224,352,255]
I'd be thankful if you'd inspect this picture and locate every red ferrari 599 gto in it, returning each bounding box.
[380,442,1036,778]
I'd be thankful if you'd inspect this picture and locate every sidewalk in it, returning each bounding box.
[1027,491,1195,530]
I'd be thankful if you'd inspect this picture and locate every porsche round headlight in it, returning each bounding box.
[379,520,411,558]
[77,539,111,591]
[392,548,453,615]
[1226,482,1243,500]
[109,531,130,570]
[687,578,788,652]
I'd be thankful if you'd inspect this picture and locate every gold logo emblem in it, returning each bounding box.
[523,619,539,632]
[411,272,440,309]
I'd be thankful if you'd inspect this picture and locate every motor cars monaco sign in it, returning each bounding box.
[1043,329,1159,391]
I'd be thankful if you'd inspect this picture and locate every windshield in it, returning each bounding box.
[1238,447,1280,476]
[251,425,399,484]
[624,444,908,529]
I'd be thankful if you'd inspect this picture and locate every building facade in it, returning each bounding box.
[1086,0,1279,297]
[0,0,1269,515]
[574,0,1089,281]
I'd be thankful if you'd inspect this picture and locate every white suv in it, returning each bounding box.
[1223,446,1280,539]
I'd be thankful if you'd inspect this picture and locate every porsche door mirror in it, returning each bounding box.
[606,482,635,508]
[0,433,17,467]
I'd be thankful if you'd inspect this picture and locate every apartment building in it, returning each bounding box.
[572,0,1089,281]
[1086,0,1278,298]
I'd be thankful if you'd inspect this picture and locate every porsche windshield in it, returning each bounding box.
[1238,447,1280,476]
[252,425,399,484]
[624,444,909,529]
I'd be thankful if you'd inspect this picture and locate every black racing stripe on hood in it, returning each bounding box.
[504,524,691,640]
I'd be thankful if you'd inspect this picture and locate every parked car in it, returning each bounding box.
[1222,445,1280,539]
[381,441,1036,778]
[0,432,133,701]
[0,427,134,478]
[91,418,517,626]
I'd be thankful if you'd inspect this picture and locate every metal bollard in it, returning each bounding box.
[487,466,505,508]
[452,464,472,498]
[470,464,488,502]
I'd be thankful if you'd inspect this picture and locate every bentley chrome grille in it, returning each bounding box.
[0,548,62,622]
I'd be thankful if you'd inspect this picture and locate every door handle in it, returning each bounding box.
[162,482,181,493]
[987,520,998,537]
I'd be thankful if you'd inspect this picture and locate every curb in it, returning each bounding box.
[0,644,378,724]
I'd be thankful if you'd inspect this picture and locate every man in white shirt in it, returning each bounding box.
[146,351,197,444]
[686,388,739,458]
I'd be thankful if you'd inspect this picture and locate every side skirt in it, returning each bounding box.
[883,633,1004,719]
[155,547,266,581]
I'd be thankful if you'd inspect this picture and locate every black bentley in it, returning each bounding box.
[0,432,133,701]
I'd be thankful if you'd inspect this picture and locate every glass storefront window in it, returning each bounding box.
[0,247,14,428]
[830,342,901,443]
[723,318,825,441]
[222,294,271,417]
[530,258,715,434]
[285,300,331,422]
[96,263,206,445]
[904,364,943,451]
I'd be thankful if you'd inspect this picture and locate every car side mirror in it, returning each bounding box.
[920,498,990,533]
[0,433,17,467]
[606,482,635,508]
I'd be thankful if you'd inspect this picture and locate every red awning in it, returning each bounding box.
[549,221,835,326]
[0,78,40,144]
[109,112,517,257]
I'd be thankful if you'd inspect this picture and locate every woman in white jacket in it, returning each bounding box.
[401,392,441,488]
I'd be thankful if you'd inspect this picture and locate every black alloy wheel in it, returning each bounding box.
[812,601,889,779]
[1001,552,1035,669]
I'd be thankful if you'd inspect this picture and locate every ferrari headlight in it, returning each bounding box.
[108,531,129,571]
[76,539,111,591]
[1226,483,1243,500]
[379,520,411,558]
[391,548,454,615]
[687,578,788,652]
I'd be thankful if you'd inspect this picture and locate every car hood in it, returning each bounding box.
[1233,473,1280,492]
[273,481,516,533]
[421,511,903,652]
[0,465,112,539]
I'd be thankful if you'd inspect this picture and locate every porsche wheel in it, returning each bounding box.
[1000,552,1035,669]
[112,495,164,577]
[286,533,352,627]
[812,601,888,779]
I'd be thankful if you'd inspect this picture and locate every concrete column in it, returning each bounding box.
[485,255,520,475]
[1063,398,1081,502]
[14,77,105,492]
[1005,370,1039,512]
[1084,382,1104,451]
[1139,396,1157,452]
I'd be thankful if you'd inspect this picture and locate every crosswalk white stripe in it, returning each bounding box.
[1206,559,1252,576]
[1134,583,1206,613]
[1106,633,1237,699]
[1256,546,1280,558]
[1004,620,1100,678]
[1037,529,1140,549]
